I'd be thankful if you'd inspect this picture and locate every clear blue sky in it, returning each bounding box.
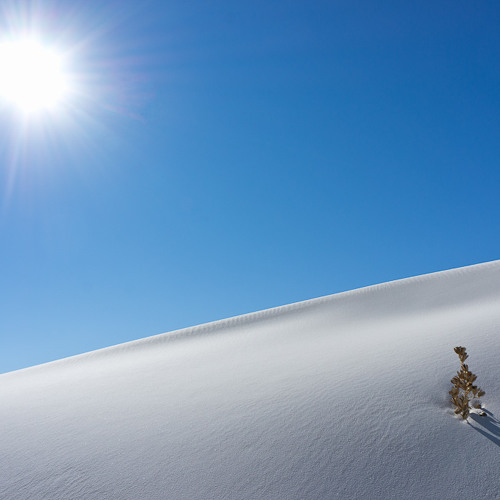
[1,0,499,373]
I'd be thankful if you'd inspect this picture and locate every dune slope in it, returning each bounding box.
[1,260,500,499]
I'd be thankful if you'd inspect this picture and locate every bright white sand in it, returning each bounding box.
[1,260,500,499]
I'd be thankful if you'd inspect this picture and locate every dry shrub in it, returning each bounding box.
[450,346,485,420]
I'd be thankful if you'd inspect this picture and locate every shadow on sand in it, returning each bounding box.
[468,410,500,447]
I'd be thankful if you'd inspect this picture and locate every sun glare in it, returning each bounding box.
[0,39,69,114]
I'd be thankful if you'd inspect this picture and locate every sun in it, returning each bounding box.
[0,39,69,114]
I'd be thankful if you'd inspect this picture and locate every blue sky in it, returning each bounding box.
[1,0,499,373]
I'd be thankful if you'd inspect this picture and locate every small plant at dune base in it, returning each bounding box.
[450,346,485,420]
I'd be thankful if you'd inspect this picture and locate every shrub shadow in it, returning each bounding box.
[468,410,500,447]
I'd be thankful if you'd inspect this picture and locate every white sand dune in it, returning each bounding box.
[1,260,500,499]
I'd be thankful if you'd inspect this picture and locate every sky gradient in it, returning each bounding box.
[1,0,500,373]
